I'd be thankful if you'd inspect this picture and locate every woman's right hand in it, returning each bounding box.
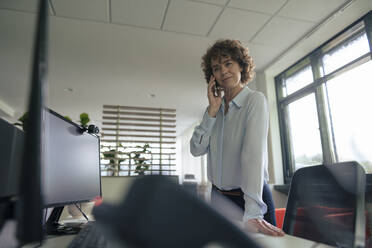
[207,75,222,117]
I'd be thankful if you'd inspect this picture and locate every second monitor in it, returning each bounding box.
[43,109,101,207]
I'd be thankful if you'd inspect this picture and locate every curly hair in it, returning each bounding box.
[201,39,255,85]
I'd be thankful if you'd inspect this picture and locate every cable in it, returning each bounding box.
[74,203,89,221]
[44,208,47,225]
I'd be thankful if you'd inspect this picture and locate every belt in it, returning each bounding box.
[213,185,243,197]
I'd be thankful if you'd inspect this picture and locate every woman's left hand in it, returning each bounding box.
[244,218,285,236]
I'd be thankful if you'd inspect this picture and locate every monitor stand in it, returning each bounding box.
[0,197,15,232]
[44,207,83,235]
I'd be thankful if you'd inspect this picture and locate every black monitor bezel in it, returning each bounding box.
[43,108,102,208]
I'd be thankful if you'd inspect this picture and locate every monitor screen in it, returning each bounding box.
[0,117,23,199]
[42,109,101,207]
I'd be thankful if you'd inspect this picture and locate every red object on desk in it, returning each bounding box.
[94,196,103,206]
[275,208,286,229]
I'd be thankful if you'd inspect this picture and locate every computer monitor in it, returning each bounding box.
[16,0,48,244]
[43,109,101,207]
[0,117,24,200]
[0,118,24,238]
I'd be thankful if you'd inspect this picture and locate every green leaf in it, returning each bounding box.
[79,113,90,127]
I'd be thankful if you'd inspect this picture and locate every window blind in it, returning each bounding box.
[100,105,176,176]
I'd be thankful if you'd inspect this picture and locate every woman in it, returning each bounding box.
[190,39,284,236]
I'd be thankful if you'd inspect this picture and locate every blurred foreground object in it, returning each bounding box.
[93,175,261,248]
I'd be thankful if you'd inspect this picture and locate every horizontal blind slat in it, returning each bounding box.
[103,116,176,123]
[101,139,176,144]
[102,152,176,155]
[102,133,176,139]
[101,145,176,149]
[103,110,176,118]
[103,105,176,112]
[101,163,176,166]
[102,169,176,172]
[102,128,175,133]
[102,122,175,128]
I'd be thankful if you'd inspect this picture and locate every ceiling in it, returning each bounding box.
[0,0,369,135]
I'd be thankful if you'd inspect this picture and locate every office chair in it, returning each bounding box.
[365,174,372,247]
[283,162,366,248]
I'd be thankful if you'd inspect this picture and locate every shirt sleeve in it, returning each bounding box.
[190,108,216,157]
[240,93,269,222]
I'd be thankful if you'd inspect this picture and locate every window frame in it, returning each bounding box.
[275,11,372,184]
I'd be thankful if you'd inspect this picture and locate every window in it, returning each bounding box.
[276,12,372,183]
[326,60,372,171]
[287,93,323,171]
[284,65,313,96]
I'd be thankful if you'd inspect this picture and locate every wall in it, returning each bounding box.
[254,72,284,185]
[251,75,288,208]
[100,176,135,204]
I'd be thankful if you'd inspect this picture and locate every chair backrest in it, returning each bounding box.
[365,174,372,246]
[283,161,366,248]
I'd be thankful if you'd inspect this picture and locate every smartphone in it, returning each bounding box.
[213,81,221,97]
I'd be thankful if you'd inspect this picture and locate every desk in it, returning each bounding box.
[251,233,333,248]
[22,233,334,248]
[23,235,75,248]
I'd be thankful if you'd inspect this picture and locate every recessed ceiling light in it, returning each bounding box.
[64,88,74,93]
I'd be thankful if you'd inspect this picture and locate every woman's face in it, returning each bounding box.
[211,55,242,90]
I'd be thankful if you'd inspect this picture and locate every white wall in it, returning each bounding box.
[100,177,135,204]
[251,75,288,208]
[255,72,284,185]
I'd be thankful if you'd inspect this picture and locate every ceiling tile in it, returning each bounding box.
[248,43,283,70]
[0,0,54,14]
[51,0,108,22]
[0,0,39,12]
[228,0,286,14]
[252,16,315,51]
[210,8,270,42]
[278,0,348,22]
[111,0,168,29]
[195,0,228,6]
[163,0,222,35]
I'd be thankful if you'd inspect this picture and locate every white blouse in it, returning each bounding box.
[190,86,269,221]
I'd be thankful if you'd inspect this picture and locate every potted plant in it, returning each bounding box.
[131,144,151,175]
[102,146,126,176]
[79,113,90,128]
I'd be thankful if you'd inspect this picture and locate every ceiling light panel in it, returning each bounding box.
[163,0,222,35]
[210,8,270,42]
[278,0,348,22]
[228,0,287,14]
[51,0,108,22]
[111,0,168,29]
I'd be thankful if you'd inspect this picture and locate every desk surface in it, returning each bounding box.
[22,233,334,248]
[251,233,333,248]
